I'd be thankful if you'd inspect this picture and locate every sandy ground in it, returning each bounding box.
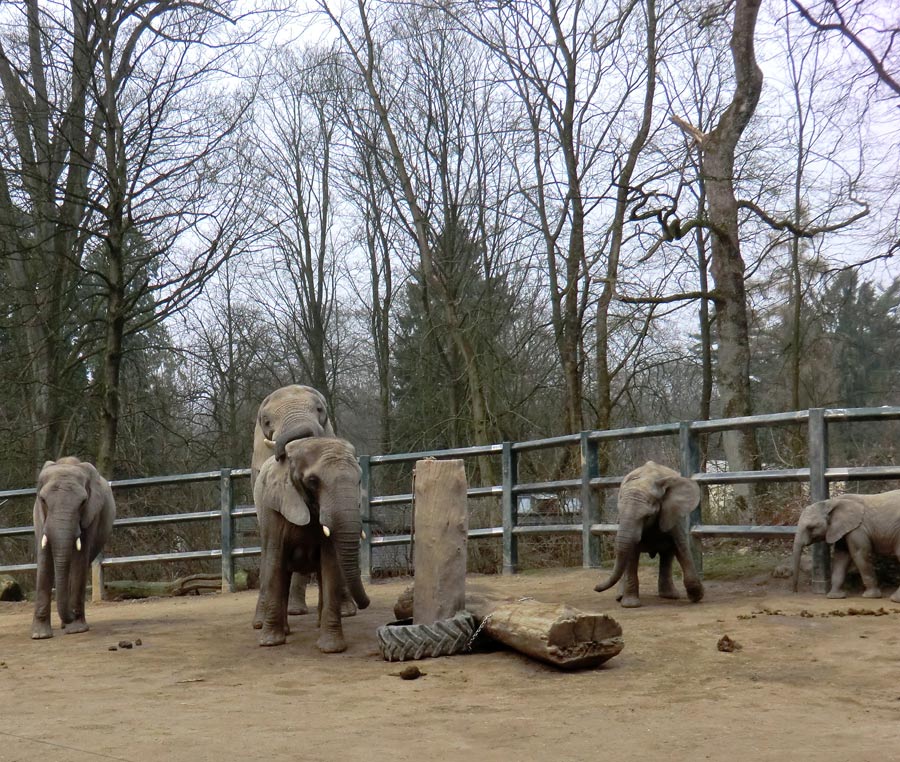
[1,567,899,762]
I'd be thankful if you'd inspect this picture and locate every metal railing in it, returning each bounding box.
[2,406,899,595]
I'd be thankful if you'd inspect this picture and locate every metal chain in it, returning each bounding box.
[465,612,492,651]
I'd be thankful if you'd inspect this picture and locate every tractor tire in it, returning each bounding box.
[376,611,478,662]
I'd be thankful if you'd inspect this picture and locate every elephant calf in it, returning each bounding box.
[31,457,116,639]
[792,490,900,601]
[594,461,703,608]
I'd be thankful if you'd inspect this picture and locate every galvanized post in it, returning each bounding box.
[581,433,601,569]
[220,468,235,593]
[808,408,830,593]
[679,421,703,576]
[359,455,373,583]
[501,442,518,575]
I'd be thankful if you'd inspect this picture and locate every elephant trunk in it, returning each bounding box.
[48,525,76,624]
[320,483,370,610]
[274,420,324,461]
[791,529,807,593]
[594,529,639,593]
[337,532,370,610]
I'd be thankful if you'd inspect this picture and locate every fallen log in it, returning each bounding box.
[167,573,222,597]
[466,592,624,670]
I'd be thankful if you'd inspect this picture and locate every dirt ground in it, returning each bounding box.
[1,566,899,762]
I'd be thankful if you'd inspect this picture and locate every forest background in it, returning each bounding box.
[0,0,898,539]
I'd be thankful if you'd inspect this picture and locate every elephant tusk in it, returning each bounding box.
[75,537,82,552]
[322,525,331,538]
[263,437,276,448]
[361,530,366,540]
[41,534,48,549]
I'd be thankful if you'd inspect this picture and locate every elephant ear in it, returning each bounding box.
[825,497,864,544]
[656,471,701,532]
[76,461,113,531]
[255,457,310,527]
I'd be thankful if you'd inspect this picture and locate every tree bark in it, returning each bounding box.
[466,592,624,670]
[679,0,764,518]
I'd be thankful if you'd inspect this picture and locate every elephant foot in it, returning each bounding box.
[686,583,705,603]
[658,588,680,600]
[31,620,53,639]
[620,597,642,608]
[826,590,847,599]
[316,632,347,653]
[64,619,89,634]
[862,588,883,599]
[890,591,900,603]
[258,629,287,647]
[287,602,309,616]
[340,599,358,618]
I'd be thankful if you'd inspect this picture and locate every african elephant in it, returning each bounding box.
[593,461,703,608]
[31,457,116,639]
[250,384,355,624]
[791,490,900,601]
[254,435,370,650]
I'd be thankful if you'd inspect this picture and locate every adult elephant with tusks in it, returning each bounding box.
[593,461,703,608]
[31,457,116,639]
[251,384,355,627]
[254,435,370,650]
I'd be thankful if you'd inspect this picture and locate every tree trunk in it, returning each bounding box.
[466,592,624,670]
[695,0,764,519]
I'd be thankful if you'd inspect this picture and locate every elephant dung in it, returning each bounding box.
[466,592,625,670]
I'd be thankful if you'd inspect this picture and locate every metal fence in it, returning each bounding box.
[2,406,899,596]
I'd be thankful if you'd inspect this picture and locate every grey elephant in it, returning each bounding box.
[792,490,900,601]
[254,434,370,650]
[31,457,116,639]
[250,384,355,624]
[593,461,703,608]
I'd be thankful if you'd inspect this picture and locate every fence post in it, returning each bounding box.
[808,408,830,593]
[220,468,235,593]
[501,442,518,575]
[581,433,601,569]
[359,455,372,583]
[679,421,703,576]
[91,557,105,602]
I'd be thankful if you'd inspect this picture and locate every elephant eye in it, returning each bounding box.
[304,473,320,491]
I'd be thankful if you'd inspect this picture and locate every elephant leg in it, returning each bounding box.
[31,549,53,640]
[671,529,704,602]
[340,588,358,618]
[64,557,90,634]
[315,545,347,653]
[658,549,680,599]
[847,534,880,598]
[258,547,290,647]
[619,551,642,608]
[287,573,310,616]
[826,546,851,599]
[891,547,900,603]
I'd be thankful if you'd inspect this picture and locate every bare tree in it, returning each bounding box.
[0,0,270,475]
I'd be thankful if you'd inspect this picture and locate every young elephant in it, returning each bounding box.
[594,461,702,608]
[31,457,116,639]
[251,384,336,619]
[792,490,900,601]
[253,436,370,651]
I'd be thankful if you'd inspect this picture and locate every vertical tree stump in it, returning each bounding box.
[413,459,468,624]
